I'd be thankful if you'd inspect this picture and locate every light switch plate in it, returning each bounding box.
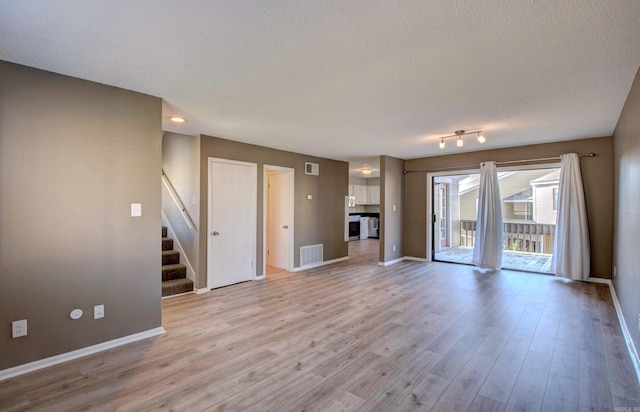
[94,304,104,319]
[131,203,142,217]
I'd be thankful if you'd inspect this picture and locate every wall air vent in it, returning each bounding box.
[300,244,323,267]
[305,162,319,176]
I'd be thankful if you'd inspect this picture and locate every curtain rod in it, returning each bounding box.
[402,152,596,174]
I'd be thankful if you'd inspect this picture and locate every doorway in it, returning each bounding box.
[263,165,294,277]
[207,158,257,289]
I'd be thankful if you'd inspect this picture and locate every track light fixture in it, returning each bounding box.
[437,130,486,149]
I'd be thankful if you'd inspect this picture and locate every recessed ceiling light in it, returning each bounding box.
[170,116,186,123]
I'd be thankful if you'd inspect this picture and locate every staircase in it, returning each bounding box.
[162,226,194,297]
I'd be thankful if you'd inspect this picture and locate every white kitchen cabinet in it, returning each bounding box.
[354,185,367,205]
[367,185,380,205]
[348,179,380,205]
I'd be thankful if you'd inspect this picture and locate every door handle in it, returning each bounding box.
[211,231,219,236]
[283,225,288,229]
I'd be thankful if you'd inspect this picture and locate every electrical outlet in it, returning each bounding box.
[393,244,397,252]
[94,304,104,319]
[613,266,617,278]
[12,319,27,338]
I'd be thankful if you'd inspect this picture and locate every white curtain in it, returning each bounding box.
[473,161,504,270]
[552,153,590,280]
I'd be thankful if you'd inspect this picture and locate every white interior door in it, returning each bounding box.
[267,171,291,269]
[208,158,256,289]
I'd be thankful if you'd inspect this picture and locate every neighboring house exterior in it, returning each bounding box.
[531,169,560,224]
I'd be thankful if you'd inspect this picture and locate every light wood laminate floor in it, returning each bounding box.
[2,239,639,411]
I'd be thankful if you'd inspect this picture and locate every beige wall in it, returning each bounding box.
[613,67,640,354]
[198,135,348,288]
[380,156,404,262]
[162,132,200,278]
[0,61,162,370]
[404,136,613,278]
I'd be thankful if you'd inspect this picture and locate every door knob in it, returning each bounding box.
[212,231,219,236]
[283,225,288,229]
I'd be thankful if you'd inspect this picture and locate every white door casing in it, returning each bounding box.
[208,158,257,289]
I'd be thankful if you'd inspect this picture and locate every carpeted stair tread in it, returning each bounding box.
[161,227,192,297]
[162,278,193,297]
[162,263,187,281]
[162,250,180,265]
[162,238,173,251]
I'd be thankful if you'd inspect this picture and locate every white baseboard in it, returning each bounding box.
[379,257,403,266]
[292,256,349,272]
[194,287,210,294]
[161,291,194,299]
[378,256,427,266]
[403,256,428,262]
[587,276,610,284]
[588,277,640,385]
[0,327,166,381]
[161,212,197,283]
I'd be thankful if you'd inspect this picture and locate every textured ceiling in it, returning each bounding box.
[2,1,640,177]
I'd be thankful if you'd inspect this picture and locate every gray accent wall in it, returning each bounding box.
[198,135,348,288]
[404,136,614,278]
[0,61,162,371]
[380,156,405,263]
[162,132,201,278]
[613,66,640,355]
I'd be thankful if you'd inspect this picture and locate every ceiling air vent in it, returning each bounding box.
[305,162,319,176]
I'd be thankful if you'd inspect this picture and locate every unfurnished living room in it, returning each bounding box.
[1,1,640,411]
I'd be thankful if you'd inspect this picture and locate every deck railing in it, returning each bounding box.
[460,220,555,254]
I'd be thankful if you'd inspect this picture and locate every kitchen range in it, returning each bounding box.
[348,213,379,241]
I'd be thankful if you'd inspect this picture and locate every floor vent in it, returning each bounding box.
[300,244,323,267]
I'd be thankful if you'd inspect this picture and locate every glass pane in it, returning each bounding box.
[433,167,559,273]
[499,168,558,273]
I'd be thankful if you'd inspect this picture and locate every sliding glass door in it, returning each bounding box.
[432,173,479,265]
[432,166,560,273]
